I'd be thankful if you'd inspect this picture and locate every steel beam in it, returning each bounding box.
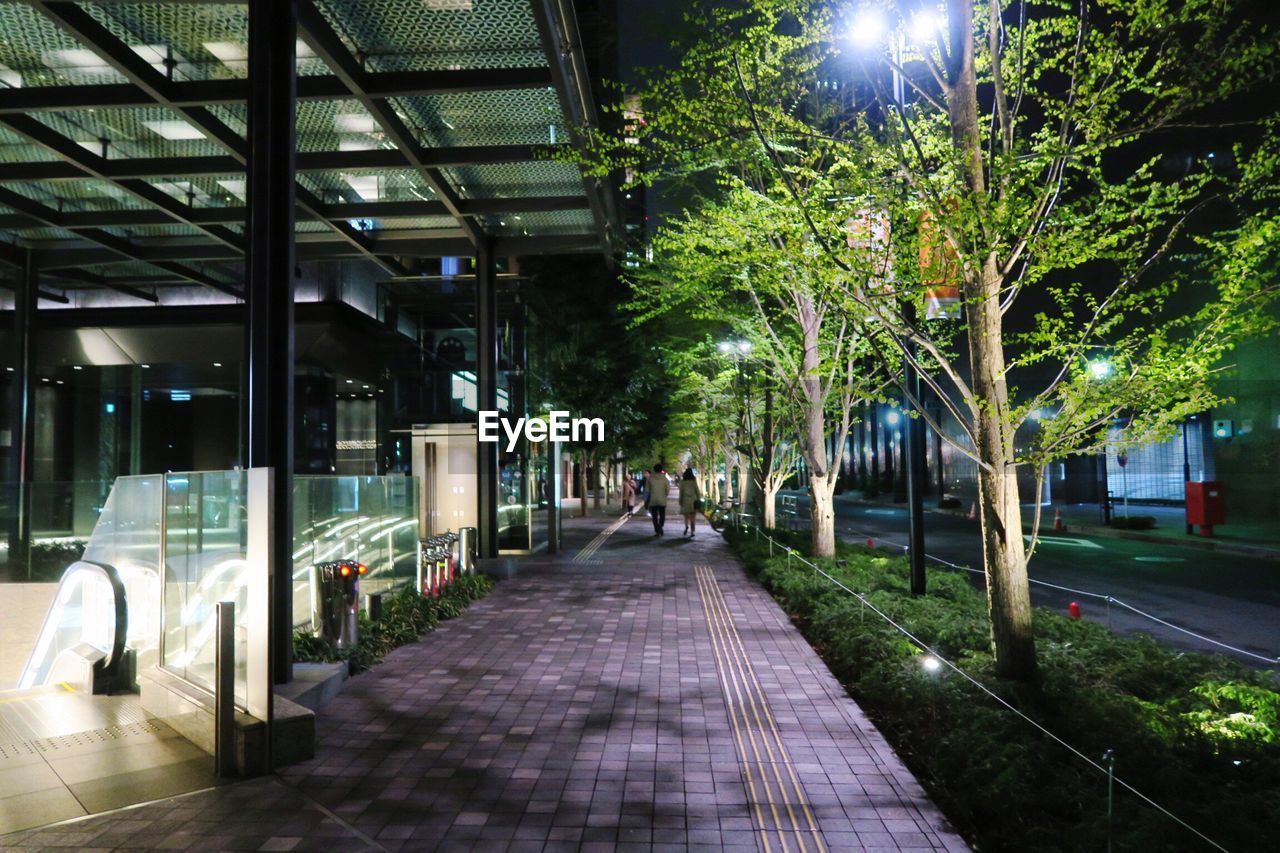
[6,250,36,574]
[296,0,482,245]
[0,195,587,231]
[0,67,554,114]
[0,113,243,251]
[528,0,619,255]
[244,0,296,693]
[0,145,545,182]
[32,234,600,268]
[0,185,240,295]
[27,0,405,277]
[475,241,499,558]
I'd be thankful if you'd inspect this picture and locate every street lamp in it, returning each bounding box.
[843,6,947,598]
[1089,360,1113,380]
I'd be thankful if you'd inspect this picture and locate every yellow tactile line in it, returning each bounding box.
[572,513,628,563]
[695,565,827,853]
[699,565,827,850]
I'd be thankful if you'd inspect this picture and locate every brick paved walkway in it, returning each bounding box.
[1,513,966,852]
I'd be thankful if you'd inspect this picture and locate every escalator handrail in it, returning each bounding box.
[18,559,128,688]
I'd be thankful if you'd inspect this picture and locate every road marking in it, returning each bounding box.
[694,565,826,853]
[1024,534,1103,549]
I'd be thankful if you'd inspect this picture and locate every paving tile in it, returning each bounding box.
[2,512,965,852]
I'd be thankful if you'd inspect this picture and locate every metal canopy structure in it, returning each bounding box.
[0,0,617,299]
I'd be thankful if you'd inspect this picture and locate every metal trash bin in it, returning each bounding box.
[314,560,365,649]
[458,527,478,575]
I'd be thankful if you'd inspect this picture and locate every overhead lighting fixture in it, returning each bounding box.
[335,113,378,133]
[143,120,206,141]
[216,178,247,201]
[342,174,381,201]
[202,41,247,71]
[338,139,377,152]
[42,49,110,73]
[73,365,83,370]
[130,44,182,76]
[0,62,21,89]
[423,0,473,10]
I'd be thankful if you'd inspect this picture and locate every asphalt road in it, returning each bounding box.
[776,491,1280,667]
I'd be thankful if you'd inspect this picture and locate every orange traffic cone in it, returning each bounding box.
[1053,507,1065,532]
[967,502,977,520]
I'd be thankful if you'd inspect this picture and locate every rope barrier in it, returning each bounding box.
[743,524,1232,853]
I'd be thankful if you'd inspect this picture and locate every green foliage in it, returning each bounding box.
[1109,515,1158,530]
[524,255,673,466]
[291,575,495,674]
[723,527,1280,852]
[27,540,87,582]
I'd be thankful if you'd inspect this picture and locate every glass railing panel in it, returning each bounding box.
[160,471,249,706]
[292,474,419,629]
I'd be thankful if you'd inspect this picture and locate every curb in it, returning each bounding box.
[829,494,1280,563]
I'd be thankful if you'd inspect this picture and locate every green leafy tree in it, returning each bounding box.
[630,181,897,557]
[526,256,672,515]
[589,0,1280,679]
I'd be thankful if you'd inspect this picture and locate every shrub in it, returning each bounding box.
[292,574,495,673]
[1109,515,1158,530]
[723,527,1280,852]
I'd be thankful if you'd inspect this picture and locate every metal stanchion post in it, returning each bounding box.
[215,601,236,777]
[1103,749,1116,853]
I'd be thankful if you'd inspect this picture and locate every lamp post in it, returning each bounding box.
[846,6,937,595]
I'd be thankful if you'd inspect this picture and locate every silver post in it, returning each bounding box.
[1103,749,1116,853]
[215,600,236,777]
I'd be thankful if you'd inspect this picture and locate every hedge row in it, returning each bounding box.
[723,526,1279,852]
[293,573,494,673]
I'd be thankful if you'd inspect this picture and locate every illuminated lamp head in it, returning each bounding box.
[339,564,351,577]
[356,563,368,575]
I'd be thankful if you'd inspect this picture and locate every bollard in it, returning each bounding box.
[215,600,236,777]
[365,591,383,622]
[1068,601,1082,620]
[1103,749,1117,853]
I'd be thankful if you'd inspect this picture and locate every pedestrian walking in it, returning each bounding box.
[621,473,637,517]
[646,465,670,536]
[679,468,702,537]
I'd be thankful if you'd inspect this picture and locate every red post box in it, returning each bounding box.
[1185,481,1225,537]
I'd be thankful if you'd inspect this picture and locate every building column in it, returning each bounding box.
[6,251,35,577]
[245,0,297,686]
[475,242,499,558]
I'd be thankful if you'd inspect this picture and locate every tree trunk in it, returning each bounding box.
[592,455,602,511]
[797,296,835,557]
[943,0,1037,680]
[763,482,780,529]
[577,454,588,518]
[809,475,837,558]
